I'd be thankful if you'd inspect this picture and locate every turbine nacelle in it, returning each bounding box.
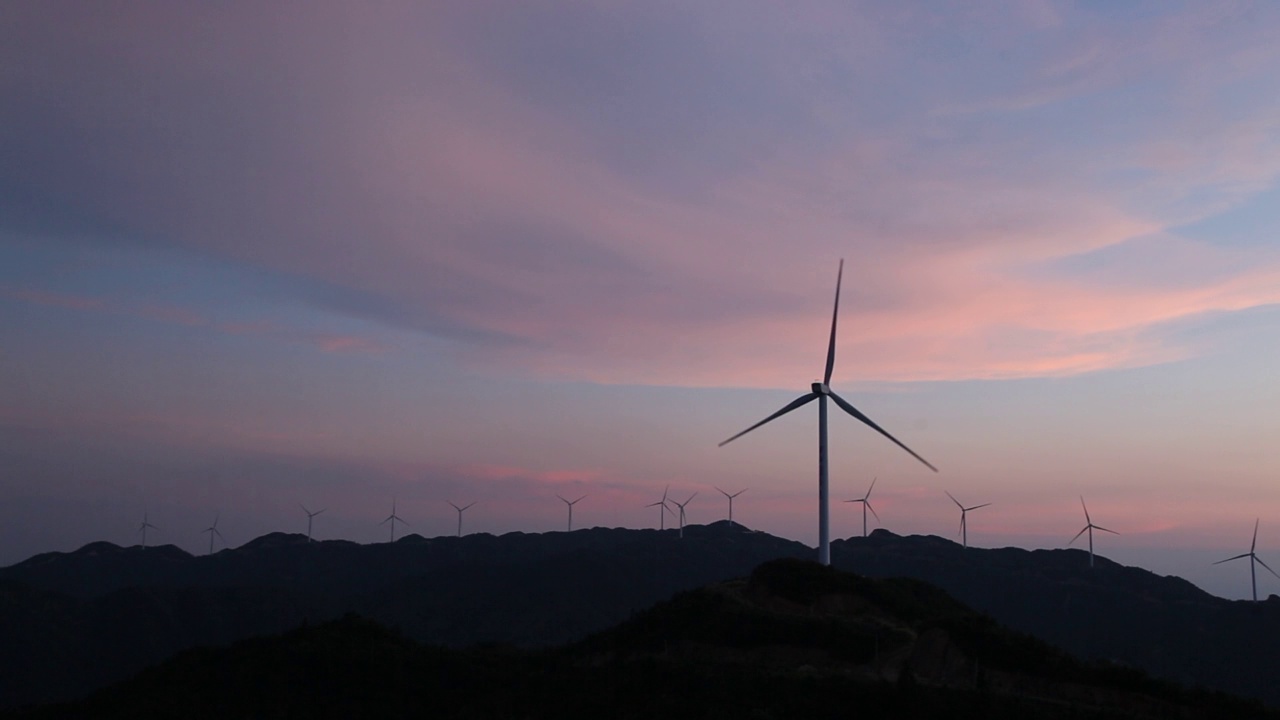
[811,382,830,395]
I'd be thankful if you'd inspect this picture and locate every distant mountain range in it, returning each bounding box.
[1,522,1278,711]
[14,559,1274,719]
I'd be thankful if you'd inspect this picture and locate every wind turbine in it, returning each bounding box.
[137,510,158,548]
[646,485,673,530]
[556,494,586,532]
[670,492,697,538]
[714,486,747,527]
[1069,497,1117,568]
[449,501,476,537]
[301,504,325,542]
[203,513,224,555]
[945,491,989,549]
[380,499,408,542]
[719,260,938,565]
[844,478,880,538]
[1213,519,1280,602]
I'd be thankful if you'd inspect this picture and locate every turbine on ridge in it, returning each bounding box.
[380,499,408,542]
[203,512,224,555]
[646,485,673,530]
[449,501,476,537]
[1213,518,1280,602]
[1069,497,1117,568]
[137,510,158,548]
[670,492,697,539]
[945,490,989,549]
[843,477,880,538]
[301,504,325,543]
[556,494,586,532]
[719,260,938,565]
[714,486,747,527]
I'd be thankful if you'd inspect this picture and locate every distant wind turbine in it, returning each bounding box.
[137,510,158,548]
[380,499,408,542]
[301,504,325,542]
[1214,519,1280,602]
[646,485,673,530]
[714,486,747,527]
[556,494,586,532]
[203,513,224,555]
[945,491,989,549]
[449,501,476,537]
[844,478,880,538]
[670,492,697,538]
[1069,497,1117,568]
[719,260,938,565]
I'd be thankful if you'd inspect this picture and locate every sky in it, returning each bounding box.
[3,1,1280,599]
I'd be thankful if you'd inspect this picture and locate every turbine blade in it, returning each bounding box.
[556,494,569,504]
[865,476,876,500]
[715,486,729,498]
[969,503,992,511]
[1255,555,1280,580]
[1069,527,1088,545]
[732,489,747,498]
[315,509,326,516]
[719,393,818,447]
[1253,518,1260,553]
[866,501,880,523]
[944,490,963,509]
[828,392,937,471]
[573,495,587,504]
[684,492,697,503]
[1080,497,1091,524]
[824,259,844,385]
[300,504,310,515]
[1214,553,1251,565]
[448,502,460,511]
[662,484,669,502]
[1094,525,1119,535]
[462,502,476,511]
[645,501,665,508]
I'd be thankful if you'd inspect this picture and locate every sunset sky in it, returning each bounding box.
[4,2,1280,599]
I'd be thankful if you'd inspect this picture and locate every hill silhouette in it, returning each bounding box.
[17,560,1271,720]
[2,523,1279,709]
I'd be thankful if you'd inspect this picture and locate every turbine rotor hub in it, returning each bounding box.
[812,382,830,395]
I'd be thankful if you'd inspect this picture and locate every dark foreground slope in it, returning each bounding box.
[17,560,1271,720]
[0,523,809,708]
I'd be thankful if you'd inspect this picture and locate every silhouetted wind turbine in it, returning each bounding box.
[945,491,989,549]
[670,492,697,538]
[844,478,880,537]
[1069,497,1117,568]
[301,504,325,542]
[719,260,938,565]
[714,486,747,527]
[556,494,586,532]
[203,513,224,555]
[646,485,673,530]
[449,501,476,537]
[1214,519,1280,602]
[137,510,158,548]
[380,499,408,542]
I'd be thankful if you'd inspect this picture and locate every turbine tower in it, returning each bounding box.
[380,499,408,542]
[646,485,673,530]
[301,504,325,542]
[945,491,989,549]
[449,501,476,537]
[843,478,880,537]
[556,494,586,532]
[714,486,747,527]
[203,513,224,555]
[719,260,938,565]
[1069,497,1117,568]
[137,510,158,548]
[1213,519,1280,602]
[670,492,697,538]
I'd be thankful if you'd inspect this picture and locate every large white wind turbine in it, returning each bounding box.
[714,486,747,527]
[449,501,476,537]
[1069,497,1117,568]
[137,510,158,548]
[844,478,880,538]
[670,492,697,538]
[380,499,408,542]
[203,513,224,555]
[1214,519,1280,602]
[945,491,989,549]
[556,494,586,531]
[301,505,325,542]
[646,485,673,530]
[719,260,938,565]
